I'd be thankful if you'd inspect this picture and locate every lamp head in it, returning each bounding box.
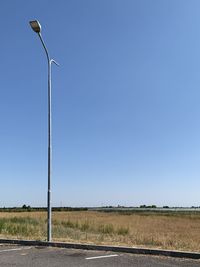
[29,20,41,33]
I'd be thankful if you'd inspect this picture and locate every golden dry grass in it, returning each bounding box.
[0,211,200,252]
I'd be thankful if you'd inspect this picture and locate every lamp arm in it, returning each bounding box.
[38,33,59,67]
[38,32,50,63]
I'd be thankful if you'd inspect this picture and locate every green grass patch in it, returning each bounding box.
[0,217,41,237]
[116,226,129,235]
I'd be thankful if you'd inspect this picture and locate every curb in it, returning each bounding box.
[0,239,200,260]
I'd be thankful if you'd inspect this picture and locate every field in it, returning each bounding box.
[0,210,200,252]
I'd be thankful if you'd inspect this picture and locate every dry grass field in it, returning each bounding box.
[0,211,200,252]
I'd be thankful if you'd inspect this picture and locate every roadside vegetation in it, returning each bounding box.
[0,211,200,252]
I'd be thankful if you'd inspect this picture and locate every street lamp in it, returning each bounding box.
[29,20,59,242]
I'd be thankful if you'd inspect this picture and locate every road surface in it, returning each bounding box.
[0,245,199,266]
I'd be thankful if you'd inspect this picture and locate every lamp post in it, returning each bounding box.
[29,20,58,242]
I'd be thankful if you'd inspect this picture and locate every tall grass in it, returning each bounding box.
[0,217,41,237]
[0,211,200,252]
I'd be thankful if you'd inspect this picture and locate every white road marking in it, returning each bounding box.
[86,254,119,260]
[0,247,31,253]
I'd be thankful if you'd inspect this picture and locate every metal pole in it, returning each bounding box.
[47,57,52,242]
[37,33,57,242]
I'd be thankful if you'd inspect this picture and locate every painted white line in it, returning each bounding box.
[86,254,119,260]
[0,247,31,253]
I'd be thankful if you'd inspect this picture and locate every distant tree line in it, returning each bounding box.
[1,205,200,212]
[0,205,88,212]
[98,205,200,210]
[139,205,157,209]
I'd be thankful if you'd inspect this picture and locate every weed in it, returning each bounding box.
[80,221,90,231]
[62,220,76,229]
[98,224,114,234]
[117,227,129,235]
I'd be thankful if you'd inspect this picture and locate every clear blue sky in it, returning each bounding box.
[1,0,200,207]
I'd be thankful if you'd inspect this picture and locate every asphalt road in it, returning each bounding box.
[0,245,200,266]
